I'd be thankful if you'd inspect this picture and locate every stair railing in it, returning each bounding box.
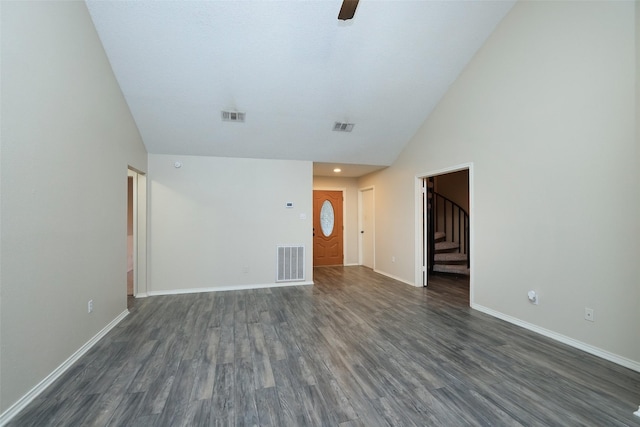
[428,191,470,272]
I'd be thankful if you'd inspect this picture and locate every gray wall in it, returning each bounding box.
[360,0,640,366]
[1,1,148,412]
[148,154,313,293]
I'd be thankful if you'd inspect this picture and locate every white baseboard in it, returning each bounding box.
[373,269,418,287]
[147,280,314,296]
[0,310,130,427]
[472,303,640,373]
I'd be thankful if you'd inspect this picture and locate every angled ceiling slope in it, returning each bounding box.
[86,0,515,166]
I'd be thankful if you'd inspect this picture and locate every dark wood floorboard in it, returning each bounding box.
[8,266,640,426]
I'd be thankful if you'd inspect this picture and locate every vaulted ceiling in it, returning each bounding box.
[86,0,515,176]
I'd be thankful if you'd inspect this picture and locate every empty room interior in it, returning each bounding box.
[1,0,640,425]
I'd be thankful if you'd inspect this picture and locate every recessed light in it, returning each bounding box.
[333,168,342,173]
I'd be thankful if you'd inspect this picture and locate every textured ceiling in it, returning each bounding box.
[86,0,515,173]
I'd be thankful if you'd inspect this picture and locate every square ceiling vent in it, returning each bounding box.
[333,122,355,132]
[221,111,246,122]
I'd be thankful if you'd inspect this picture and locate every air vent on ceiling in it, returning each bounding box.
[221,111,246,122]
[333,122,355,132]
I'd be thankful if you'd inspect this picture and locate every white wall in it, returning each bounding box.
[313,176,360,266]
[360,1,640,366]
[636,0,640,369]
[148,154,313,293]
[0,1,147,414]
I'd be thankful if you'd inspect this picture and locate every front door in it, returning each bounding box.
[313,190,343,266]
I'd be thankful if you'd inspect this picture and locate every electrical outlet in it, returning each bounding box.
[88,300,93,314]
[392,256,396,263]
[584,307,594,322]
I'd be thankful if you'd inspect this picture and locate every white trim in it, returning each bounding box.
[472,303,640,373]
[414,177,424,287]
[373,268,418,287]
[343,263,360,267]
[468,164,474,304]
[136,172,148,297]
[416,163,472,179]
[127,168,148,298]
[358,186,375,268]
[0,310,129,426]
[147,281,314,296]
[128,169,137,297]
[415,163,474,302]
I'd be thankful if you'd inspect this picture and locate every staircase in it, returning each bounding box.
[426,178,470,276]
[433,231,469,275]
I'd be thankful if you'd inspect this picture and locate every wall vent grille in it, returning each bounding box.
[333,122,355,132]
[221,111,246,122]
[276,245,305,282]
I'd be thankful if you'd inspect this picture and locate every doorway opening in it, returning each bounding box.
[127,174,134,297]
[358,186,375,269]
[417,164,472,303]
[127,168,147,306]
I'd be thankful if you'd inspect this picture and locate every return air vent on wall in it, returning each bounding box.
[276,245,305,282]
[333,122,355,132]
[221,111,246,122]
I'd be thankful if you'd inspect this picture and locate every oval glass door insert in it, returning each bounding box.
[320,200,335,237]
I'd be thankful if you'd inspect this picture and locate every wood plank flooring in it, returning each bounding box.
[8,266,640,426]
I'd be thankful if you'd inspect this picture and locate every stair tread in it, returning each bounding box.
[434,241,459,251]
[434,253,467,262]
[434,231,446,242]
[433,264,470,275]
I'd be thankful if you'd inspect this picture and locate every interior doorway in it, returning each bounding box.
[417,164,472,302]
[359,187,374,268]
[127,174,134,296]
[313,190,344,266]
[127,168,147,301]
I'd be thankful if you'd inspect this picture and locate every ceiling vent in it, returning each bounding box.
[221,111,246,122]
[333,122,355,132]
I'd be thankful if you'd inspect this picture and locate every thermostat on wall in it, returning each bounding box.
[286,202,294,208]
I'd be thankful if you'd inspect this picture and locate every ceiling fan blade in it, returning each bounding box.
[338,0,359,20]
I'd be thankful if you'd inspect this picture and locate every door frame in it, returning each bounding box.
[128,168,148,297]
[313,187,347,266]
[415,163,474,303]
[358,186,375,269]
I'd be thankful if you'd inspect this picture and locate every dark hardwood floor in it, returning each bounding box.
[9,266,640,426]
